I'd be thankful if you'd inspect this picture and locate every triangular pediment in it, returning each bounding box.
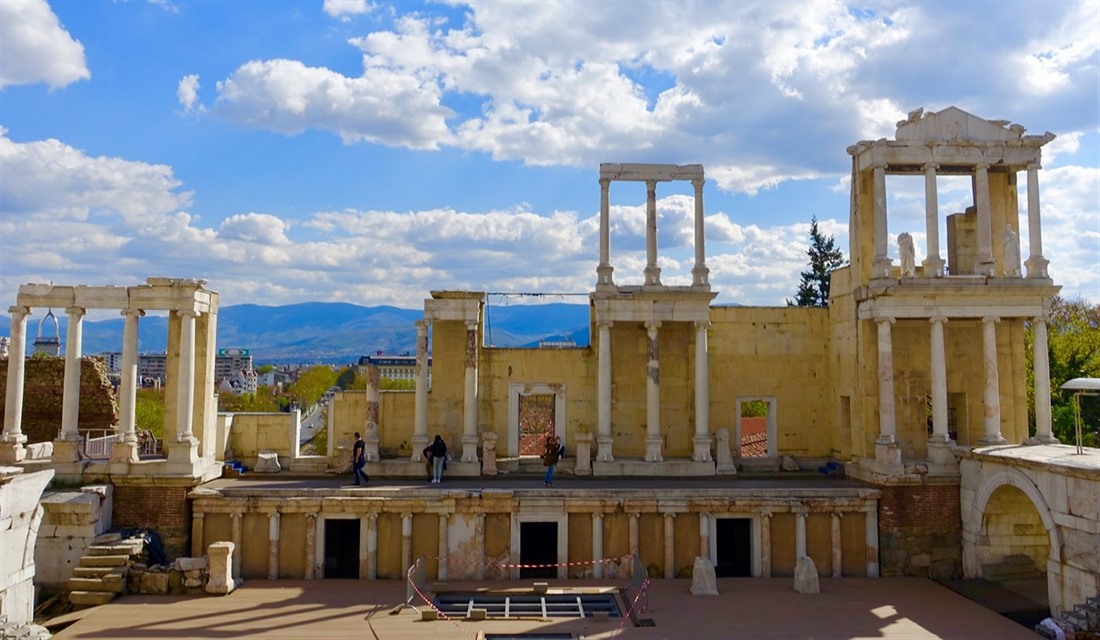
[895,106,1025,143]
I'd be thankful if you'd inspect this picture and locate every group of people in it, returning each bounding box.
[351,431,564,486]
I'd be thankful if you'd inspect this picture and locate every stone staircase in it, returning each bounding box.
[1061,595,1100,634]
[981,554,1042,582]
[0,615,50,640]
[66,534,144,609]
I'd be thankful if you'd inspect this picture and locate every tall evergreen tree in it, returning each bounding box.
[788,216,846,307]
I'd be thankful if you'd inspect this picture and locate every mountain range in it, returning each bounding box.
[0,302,591,364]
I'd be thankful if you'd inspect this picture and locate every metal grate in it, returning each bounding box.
[434,593,621,619]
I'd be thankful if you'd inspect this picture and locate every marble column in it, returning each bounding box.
[365,513,378,579]
[922,163,945,277]
[168,310,199,466]
[699,512,710,563]
[112,308,143,463]
[691,177,710,287]
[592,513,604,578]
[412,319,430,461]
[461,321,479,462]
[1,306,30,463]
[865,506,879,578]
[49,306,85,463]
[645,321,663,462]
[597,178,615,288]
[437,514,449,581]
[1029,316,1058,444]
[364,364,380,461]
[268,511,281,580]
[230,511,243,580]
[980,317,1006,445]
[831,513,842,578]
[876,318,901,465]
[628,512,640,577]
[191,512,205,557]
[305,513,317,579]
[692,321,712,462]
[927,316,954,465]
[401,512,413,575]
[760,512,772,578]
[663,513,675,579]
[596,321,614,462]
[872,164,892,278]
[1024,163,1050,278]
[975,164,995,276]
[795,510,807,559]
[643,179,662,286]
[474,514,486,580]
[358,514,370,580]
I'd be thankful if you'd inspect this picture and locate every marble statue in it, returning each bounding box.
[1003,228,1022,277]
[898,232,916,278]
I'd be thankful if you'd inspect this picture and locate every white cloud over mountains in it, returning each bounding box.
[0,0,89,89]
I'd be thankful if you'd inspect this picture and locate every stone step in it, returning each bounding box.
[87,540,143,556]
[69,591,118,607]
[72,566,128,579]
[68,575,125,593]
[80,554,131,568]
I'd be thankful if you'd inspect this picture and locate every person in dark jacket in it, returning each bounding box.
[429,435,447,483]
[352,432,367,485]
[542,434,560,486]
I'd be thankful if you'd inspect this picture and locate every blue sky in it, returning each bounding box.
[1,0,1097,315]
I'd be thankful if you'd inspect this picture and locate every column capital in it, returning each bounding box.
[591,512,604,522]
[929,315,948,325]
[877,316,896,326]
[1027,162,1042,171]
[465,320,478,331]
[598,319,614,330]
[121,308,145,319]
[832,511,843,519]
[8,305,30,320]
[975,162,991,171]
[415,318,430,330]
[694,320,711,331]
[178,308,200,319]
[645,179,657,191]
[871,161,887,171]
[645,320,661,334]
[662,511,677,519]
[65,306,86,317]
[761,510,774,520]
[921,162,939,173]
[230,510,243,520]
[367,511,379,523]
[982,316,1001,325]
[1032,314,1050,324]
[599,177,611,188]
[691,177,704,191]
[306,511,318,521]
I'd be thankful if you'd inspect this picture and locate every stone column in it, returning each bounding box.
[359,513,371,580]
[643,179,662,286]
[230,511,243,580]
[191,512,205,557]
[365,513,378,579]
[927,316,954,464]
[57,307,86,448]
[169,310,200,468]
[975,164,996,276]
[645,321,663,462]
[699,512,710,563]
[436,514,450,581]
[461,321,479,462]
[474,513,486,580]
[401,512,413,576]
[268,510,281,580]
[592,512,604,579]
[112,308,143,463]
[597,177,615,288]
[875,318,901,465]
[692,321,712,462]
[663,512,675,579]
[364,364,380,461]
[1024,163,1050,278]
[980,317,1007,445]
[872,164,892,278]
[922,163,945,277]
[1,306,30,463]
[596,321,614,462]
[831,513,843,578]
[760,512,772,578]
[795,510,807,559]
[865,506,879,578]
[628,512,640,577]
[305,512,317,579]
[1029,316,1058,444]
[412,319,430,460]
[691,177,709,287]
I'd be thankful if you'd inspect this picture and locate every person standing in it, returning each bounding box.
[429,434,447,483]
[352,432,368,485]
[542,434,560,486]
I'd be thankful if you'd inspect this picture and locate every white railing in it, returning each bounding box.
[84,432,122,459]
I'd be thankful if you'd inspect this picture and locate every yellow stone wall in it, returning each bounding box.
[279,514,307,578]
[241,513,267,578]
[841,512,867,577]
[227,413,298,461]
[771,513,796,577]
[806,513,832,576]
[673,514,699,577]
[426,319,473,449]
[376,513,402,579]
[412,514,438,577]
[567,513,591,570]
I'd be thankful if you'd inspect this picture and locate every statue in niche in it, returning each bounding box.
[898,232,916,278]
[1003,228,1022,277]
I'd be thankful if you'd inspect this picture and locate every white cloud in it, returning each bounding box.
[177,74,202,113]
[0,0,90,89]
[323,0,374,22]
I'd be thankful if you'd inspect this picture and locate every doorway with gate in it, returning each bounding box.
[508,383,567,458]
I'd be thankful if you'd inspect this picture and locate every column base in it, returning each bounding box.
[110,441,141,464]
[643,265,662,287]
[644,435,664,463]
[460,434,479,463]
[925,439,957,466]
[51,438,83,464]
[977,434,1008,446]
[691,266,710,288]
[922,257,945,278]
[1024,433,1060,446]
[0,442,27,464]
[166,437,200,467]
[976,258,996,277]
[874,439,901,467]
[410,434,428,462]
[692,434,712,462]
[1025,256,1049,279]
[872,256,893,279]
[596,435,615,462]
[596,264,615,289]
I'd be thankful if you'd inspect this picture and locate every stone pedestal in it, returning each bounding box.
[461,434,479,464]
[253,451,281,473]
[926,440,956,465]
[410,434,428,462]
[690,556,719,596]
[51,438,83,464]
[573,433,593,476]
[109,441,140,464]
[205,541,236,595]
[363,423,380,462]
[692,434,712,463]
[481,433,498,476]
[875,440,902,469]
[715,428,736,475]
[0,443,26,464]
[644,435,664,463]
[596,435,614,462]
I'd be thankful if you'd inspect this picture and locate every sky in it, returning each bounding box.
[1,0,1098,318]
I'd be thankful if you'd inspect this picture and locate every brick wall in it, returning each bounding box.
[112,484,193,560]
[878,483,962,579]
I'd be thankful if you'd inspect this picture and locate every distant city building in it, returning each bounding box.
[33,309,61,356]
[358,352,431,385]
[538,337,577,348]
[257,369,290,389]
[215,348,253,380]
[0,336,8,359]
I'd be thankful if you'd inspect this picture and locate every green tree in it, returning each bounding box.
[135,388,165,439]
[218,385,281,412]
[1027,296,1100,446]
[335,366,357,390]
[289,365,339,407]
[256,364,276,375]
[788,216,846,307]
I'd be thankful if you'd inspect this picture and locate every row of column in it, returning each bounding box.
[874,315,1057,457]
[410,318,480,463]
[871,163,1049,279]
[596,177,709,289]
[596,320,711,463]
[1,305,203,464]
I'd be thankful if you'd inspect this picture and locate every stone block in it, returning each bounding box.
[794,556,820,594]
[205,541,236,595]
[253,450,281,473]
[176,557,208,572]
[80,555,130,568]
[25,442,53,460]
[910,553,932,568]
[690,556,719,596]
[781,455,800,471]
[140,571,169,595]
[1063,529,1100,573]
[69,591,118,607]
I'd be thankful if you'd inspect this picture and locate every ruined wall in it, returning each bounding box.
[878,482,961,580]
[112,481,194,560]
[0,356,118,443]
[227,412,299,467]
